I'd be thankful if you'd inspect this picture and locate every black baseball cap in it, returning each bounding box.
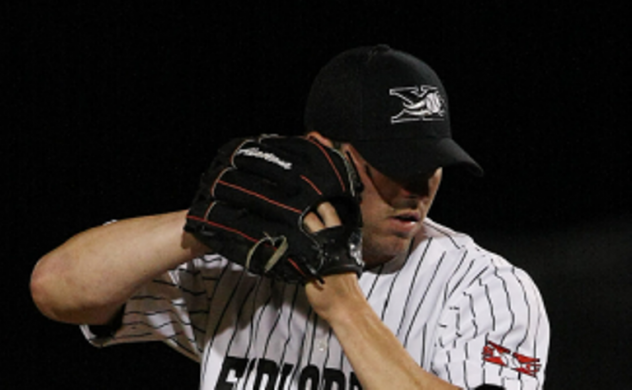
[304,45,483,179]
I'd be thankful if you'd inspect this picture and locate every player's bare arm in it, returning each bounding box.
[303,204,459,390]
[30,210,207,325]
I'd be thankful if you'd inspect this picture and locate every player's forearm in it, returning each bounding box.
[30,210,207,325]
[332,310,459,390]
[313,277,459,390]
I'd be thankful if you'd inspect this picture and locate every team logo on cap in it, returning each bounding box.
[389,85,446,123]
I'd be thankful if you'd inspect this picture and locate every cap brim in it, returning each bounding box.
[353,137,484,179]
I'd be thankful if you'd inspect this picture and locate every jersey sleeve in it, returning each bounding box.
[430,256,550,390]
[80,255,223,362]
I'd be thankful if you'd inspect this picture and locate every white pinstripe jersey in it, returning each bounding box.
[82,219,549,390]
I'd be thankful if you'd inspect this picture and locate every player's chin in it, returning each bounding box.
[365,234,414,262]
[389,226,422,251]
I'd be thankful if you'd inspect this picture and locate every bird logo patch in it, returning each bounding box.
[389,85,446,123]
[482,340,541,377]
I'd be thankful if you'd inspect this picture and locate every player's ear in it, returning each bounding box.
[305,131,334,148]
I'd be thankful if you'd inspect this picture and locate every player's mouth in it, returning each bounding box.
[394,212,420,222]
[388,211,422,235]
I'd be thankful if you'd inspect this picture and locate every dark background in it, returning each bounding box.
[5,2,631,389]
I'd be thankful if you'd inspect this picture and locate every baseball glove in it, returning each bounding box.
[184,134,364,284]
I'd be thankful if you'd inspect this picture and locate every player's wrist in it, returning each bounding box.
[323,295,378,336]
[305,273,368,323]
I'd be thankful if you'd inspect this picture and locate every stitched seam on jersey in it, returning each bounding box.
[124,309,205,335]
[198,262,230,378]
[512,267,532,353]
[465,291,479,340]
[202,268,246,380]
[173,261,211,353]
[277,284,301,385]
[307,313,319,366]
[445,350,453,384]
[365,264,385,300]
[453,307,462,349]
[380,239,417,321]
[494,262,516,346]
[443,251,471,304]
[396,239,432,337]
[424,220,462,250]
[200,257,226,337]
[289,305,314,385]
[262,282,286,360]
[480,278,497,334]
[127,293,208,336]
[249,280,277,388]
[224,279,258,356]
[404,251,445,348]
[322,327,335,374]
[176,259,215,336]
[237,278,268,389]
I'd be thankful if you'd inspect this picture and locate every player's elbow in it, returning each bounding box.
[30,251,87,324]
[31,252,67,322]
[31,250,125,325]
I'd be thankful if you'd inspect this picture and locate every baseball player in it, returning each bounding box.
[31,45,549,389]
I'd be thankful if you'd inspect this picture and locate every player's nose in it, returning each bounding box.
[400,179,430,199]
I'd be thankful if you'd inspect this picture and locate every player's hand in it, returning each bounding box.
[303,202,367,322]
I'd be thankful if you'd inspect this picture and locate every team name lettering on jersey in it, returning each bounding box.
[216,356,362,390]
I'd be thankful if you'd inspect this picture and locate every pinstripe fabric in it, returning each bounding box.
[82,219,549,389]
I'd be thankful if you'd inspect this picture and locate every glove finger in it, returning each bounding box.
[186,201,298,274]
[224,136,361,212]
[262,136,356,196]
[208,201,324,282]
[228,137,304,194]
[210,135,360,202]
[213,202,316,282]
[212,168,320,224]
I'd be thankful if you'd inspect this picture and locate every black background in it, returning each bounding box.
[5,2,631,389]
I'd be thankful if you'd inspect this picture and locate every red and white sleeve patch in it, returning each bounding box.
[482,340,541,377]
